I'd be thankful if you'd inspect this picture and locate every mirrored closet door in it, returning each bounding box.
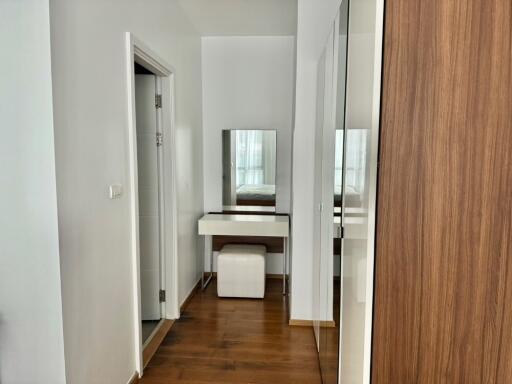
[314,1,349,383]
[314,0,382,381]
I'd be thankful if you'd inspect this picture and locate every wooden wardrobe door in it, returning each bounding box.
[373,0,512,382]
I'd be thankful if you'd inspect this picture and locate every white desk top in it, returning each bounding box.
[198,213,289,237]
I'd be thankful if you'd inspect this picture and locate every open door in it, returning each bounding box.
[135,74,162,324]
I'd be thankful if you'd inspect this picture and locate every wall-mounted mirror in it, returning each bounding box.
[222,130,277,211]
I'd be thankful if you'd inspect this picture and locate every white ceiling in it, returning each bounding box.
[177,0,298,36]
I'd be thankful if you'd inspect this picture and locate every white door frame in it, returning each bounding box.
[125,32,179,376]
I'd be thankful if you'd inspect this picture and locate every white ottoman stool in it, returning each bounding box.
[217,244,266,298]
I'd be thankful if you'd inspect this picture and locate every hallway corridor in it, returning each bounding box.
[139,279,321,383]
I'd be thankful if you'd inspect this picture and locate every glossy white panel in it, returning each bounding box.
[339,0,384,382]
[291,0,346,323]
[198,214,289,237]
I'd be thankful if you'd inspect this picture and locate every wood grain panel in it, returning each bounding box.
[236,198,276,206]
[212,235,284,253]
[373,0,512,382]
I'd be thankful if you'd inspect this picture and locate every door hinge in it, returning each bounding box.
[159,289,166,303]
[156,132,163,147]
[340,226,344,239]
[155,94,162,109]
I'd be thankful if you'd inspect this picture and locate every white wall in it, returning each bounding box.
[49,1,203,383]
[0,1,66,383]
[290,0,342,320]
[178,0,298,36]
[202,36,295,214]
[201,36,295,274]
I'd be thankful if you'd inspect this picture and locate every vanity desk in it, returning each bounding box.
[198,212,289,294]
[201,128,288,294]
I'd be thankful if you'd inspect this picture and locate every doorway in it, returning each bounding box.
[127,33,179,377]
[134,64,164,344]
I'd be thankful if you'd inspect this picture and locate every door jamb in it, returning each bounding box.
[125,32,179,377]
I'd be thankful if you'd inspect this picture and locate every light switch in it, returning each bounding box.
[109,184,123,199]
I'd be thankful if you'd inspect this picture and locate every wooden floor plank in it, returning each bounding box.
[140,279,321,383]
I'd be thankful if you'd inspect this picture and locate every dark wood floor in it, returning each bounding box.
[139,279,321,383]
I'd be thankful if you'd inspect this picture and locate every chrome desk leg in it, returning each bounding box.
[282,237,287,295]
[202,235,213,290]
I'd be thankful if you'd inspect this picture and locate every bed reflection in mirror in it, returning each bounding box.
[222,130,277,211]
[335,129,367,210]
